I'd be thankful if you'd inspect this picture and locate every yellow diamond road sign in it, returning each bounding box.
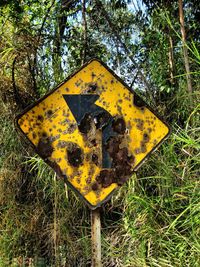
[16,59,170,209]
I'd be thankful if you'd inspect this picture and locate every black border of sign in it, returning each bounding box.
[15,58,171,210]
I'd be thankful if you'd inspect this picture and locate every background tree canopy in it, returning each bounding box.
[0,0,199,266]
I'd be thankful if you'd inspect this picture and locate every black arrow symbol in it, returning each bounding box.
[63,94,116,168]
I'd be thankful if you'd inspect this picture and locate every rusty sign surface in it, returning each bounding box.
[16,59,170,209]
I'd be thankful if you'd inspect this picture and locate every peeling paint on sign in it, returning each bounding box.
[16,59,170,209]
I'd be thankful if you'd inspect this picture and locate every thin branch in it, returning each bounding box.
[37,0,57,43]
[81,0,88,65]
[168,34,174,85]
[130,70,139,88]
[27,53,40,98]
[62,0,77,10]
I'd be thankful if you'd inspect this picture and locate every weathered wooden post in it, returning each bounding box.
[91,208,101,267]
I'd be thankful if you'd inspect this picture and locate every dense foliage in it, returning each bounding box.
[0,0,199,266]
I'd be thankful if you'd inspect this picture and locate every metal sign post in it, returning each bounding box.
[91,208,101,267]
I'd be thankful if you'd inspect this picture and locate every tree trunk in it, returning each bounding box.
[12,56,26,109]
[178,0,193,94]
[52,22,63,84]
[52,0,75,83]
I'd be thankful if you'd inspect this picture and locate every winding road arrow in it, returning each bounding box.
[63,94,116,168]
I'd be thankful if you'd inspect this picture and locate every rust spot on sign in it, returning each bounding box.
[112,116,126,134]
[79,114,93,134]
[87,82,98,93]
[36,137,53,158]
[66,143,84,167]
[96,170,115,188]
